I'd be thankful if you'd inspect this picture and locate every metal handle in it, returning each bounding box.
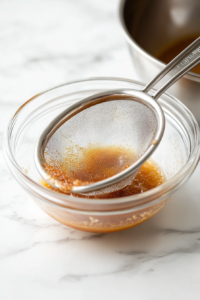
[142,37,200,100]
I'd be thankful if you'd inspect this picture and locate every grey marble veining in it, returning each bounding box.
[1,0,200,299]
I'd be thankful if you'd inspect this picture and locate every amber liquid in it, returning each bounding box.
[42,145,166,199]
[157,36,200,74]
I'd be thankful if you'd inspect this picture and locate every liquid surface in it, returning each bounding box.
[42,146,166,199]
[157,36,200,74]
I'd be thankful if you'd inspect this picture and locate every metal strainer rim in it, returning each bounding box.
[34,89,165,193]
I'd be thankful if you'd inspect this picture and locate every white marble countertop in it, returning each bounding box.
[1,0,200,299]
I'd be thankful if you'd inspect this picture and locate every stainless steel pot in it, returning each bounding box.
[119,0,200,122]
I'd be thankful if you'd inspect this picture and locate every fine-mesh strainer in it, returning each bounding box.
[35,37,200,195]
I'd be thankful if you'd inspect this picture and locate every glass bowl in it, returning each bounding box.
[4,78,200,233]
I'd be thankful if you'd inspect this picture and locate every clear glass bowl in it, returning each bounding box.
[4,78,200,233]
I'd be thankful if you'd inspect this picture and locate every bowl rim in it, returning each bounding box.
[4,77,200,207]
[118,0,200,83]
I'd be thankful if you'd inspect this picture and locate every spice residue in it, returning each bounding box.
[42,145,166,198]
[43,145,136,192]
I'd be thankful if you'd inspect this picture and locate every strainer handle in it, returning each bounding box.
[142,37,200,101]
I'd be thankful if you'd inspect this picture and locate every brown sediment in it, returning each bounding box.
[43,145,136,192]
[43,163,93,192]
[42,145,166,199]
